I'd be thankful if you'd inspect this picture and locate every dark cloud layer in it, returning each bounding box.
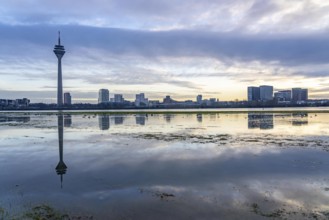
[1,24,329,67]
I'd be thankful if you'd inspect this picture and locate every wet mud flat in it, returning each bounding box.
[0,111,329,219]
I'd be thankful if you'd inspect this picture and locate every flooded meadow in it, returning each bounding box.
[1,110,329,219]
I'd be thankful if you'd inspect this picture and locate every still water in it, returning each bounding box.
[1,111,329,219]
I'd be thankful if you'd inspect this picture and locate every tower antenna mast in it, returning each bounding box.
[58,31,61,45]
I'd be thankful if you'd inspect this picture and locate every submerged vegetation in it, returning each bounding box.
[250,203,329,219]
[0,204,93,220]
[133,132,329,152]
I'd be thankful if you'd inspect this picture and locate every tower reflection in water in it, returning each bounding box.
[56,114,67,188]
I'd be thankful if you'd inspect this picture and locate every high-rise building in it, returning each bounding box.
[292,88,308,102]
[64,92,71,105]
[247,87,260,101]
[53,32,65,107]
[15,98,30,107]
[163,95,174,104]
[98,89,109,104]
[114,94,124,103]
[301,89,308,101]
[135,93,149,107]
[274,90,291,102]
[260,85,273,101]
[196,95,203,104]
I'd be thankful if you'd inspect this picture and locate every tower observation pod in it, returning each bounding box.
[53,31,65,107]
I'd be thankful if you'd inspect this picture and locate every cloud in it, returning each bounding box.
[1,24,329,67]
[0,0,233,28]
[81,68,200,89]
[1,0,329,33]
[1,1,329,100]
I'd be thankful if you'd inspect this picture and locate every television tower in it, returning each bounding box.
[53,31,65,107]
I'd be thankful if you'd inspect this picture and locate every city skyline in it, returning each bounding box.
[1,1,329,103]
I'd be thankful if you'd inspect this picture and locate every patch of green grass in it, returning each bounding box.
[250,203,328,219]
[22,205,69,220]
[0,207,8,220]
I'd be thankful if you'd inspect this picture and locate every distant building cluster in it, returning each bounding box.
[248,85,308,104]
[0,98,30,108]
[97,89,219,108]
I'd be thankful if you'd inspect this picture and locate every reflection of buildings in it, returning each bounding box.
[209,113,217,121]
[0,116,30,123]
[135,115,146,125]
[197,114,202,123]
[64,114,72,127]
[114,115,124,125]
[248,113,274,129]
[164,114,174,123]
[274,113,309,126]
[292,113,308,126]
[99,115,110,130]
[56,115,67,188]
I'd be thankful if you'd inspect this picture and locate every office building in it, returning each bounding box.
[292,88,308,102]
[247,86,260,101]
[98,89,109,104]
[114,94,124,103]
[274,90,291,102]
[64,92,71,105]
[53,32,65,107]
[196,95,202,104]
[163,95,175,104]
[135,93,149,107]
[0,98,30,107]
[15,98,30,107]
[260,85,273,101]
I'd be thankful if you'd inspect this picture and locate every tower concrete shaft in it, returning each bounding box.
[53,32,65,107]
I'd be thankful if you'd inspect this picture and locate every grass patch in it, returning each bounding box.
[0,204,93,220]
[23,204,69,220]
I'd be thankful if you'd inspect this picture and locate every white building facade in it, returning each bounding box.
[98,89,109,104]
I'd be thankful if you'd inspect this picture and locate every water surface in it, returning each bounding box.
[1,111,329,219]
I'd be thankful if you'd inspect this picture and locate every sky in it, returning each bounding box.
[1,0,329,103]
